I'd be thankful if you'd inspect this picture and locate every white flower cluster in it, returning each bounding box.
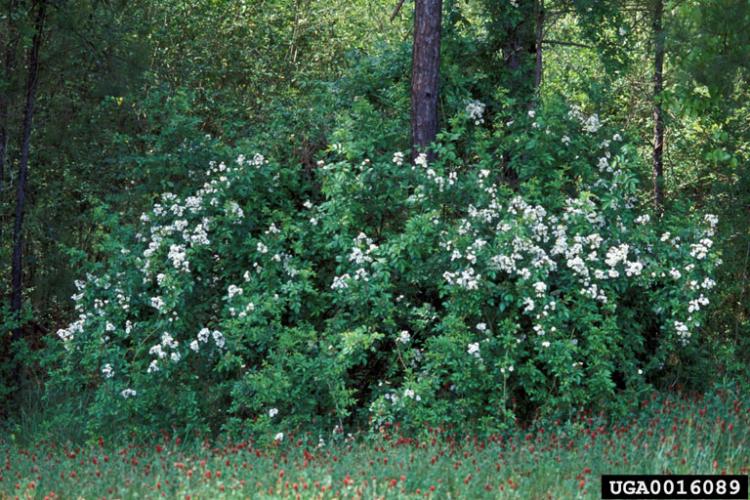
[392,151,404,166]
[120,388,137,399]
[443,267,481,290]
[226,201,244,220]
[432,154,718,354]
[690,238,713,260]
[332,232,380,289]
[101,363,114,379]
[465,99,486,125]
[147,331,182,372]
[467,342,481,358]
[568,105,602,134]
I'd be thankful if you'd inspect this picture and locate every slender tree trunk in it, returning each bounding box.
[11,0,47,339]
[502,0,536,98]
[0,0,20,194]
[652,0,665,211]
[533,0,544,91]
[411,0,442,160]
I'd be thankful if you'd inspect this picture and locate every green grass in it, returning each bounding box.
[1,390,748,499]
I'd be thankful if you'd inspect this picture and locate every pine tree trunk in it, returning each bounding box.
[534,0,544,91]
[411,0,442,160]
[652,0,665,211]
[11,0,47,340]
[0,0,20,194]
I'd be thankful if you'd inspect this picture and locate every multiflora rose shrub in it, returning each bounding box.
[48,106,719,439]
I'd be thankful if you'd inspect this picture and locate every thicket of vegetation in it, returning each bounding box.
[0,0,748,445]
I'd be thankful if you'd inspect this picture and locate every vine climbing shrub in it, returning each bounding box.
[46,103,720,439]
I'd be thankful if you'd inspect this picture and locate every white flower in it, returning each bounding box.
[465,99,486,124]
[161,331,178,349]
[701,277,716,289]
[212,330,225,349]
[227,284,243,299]
[120,388,137,399]
[150,296,165,311]
[404,388,415,399]
[704,214,719,230]
[269,408,279,418]
[170,351,181,363]
[533,281,547,295]
[226,201,244,219]
[476,323,487,332]
[467,342,481,358]
[147,360,160,373]
[101,363,114,379]
[190,340,200,352]
[522,297,535,313]
[198,327,210,343]
[397,330,411,344]
[149,344,166,359]
[331,274,350,290]
[597,156,610,172]
[561,135,571,146]
[625,261,643,277]
[274,432,284,442]
[392,151,404,166]
[256,242,268,254]
[167,244,189,272]
[674,321,690,339]
[605,244,629,267]
[690,240,711,260]
[583,114,602,133]
[528,110,536,118]
[541,341,551,348]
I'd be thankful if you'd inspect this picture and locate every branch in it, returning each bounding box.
[542,39,593,49]
[390,0,406,21]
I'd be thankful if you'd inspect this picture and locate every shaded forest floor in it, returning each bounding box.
[1,390,748,499]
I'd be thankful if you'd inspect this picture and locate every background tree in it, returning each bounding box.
[411,0,443,158]
[10,0,47,343]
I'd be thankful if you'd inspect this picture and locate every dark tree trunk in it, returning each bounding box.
[534,0,544,91]
[652,0,665,211]
[411,0,442,160]
[0,0,20,194]
[502,0,537,98]
[11,0,47,339]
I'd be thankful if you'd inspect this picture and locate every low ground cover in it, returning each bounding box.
[2,389,747,499]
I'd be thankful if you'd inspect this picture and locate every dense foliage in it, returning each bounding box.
[46,101,720,438]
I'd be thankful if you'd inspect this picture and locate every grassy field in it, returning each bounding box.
[1,390,748,499]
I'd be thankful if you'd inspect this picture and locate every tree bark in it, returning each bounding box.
[534,0,544,91]
[411,0,442,160]
[0,0,20,194]
[11,0,47,339]
[652,0,665,211]
[502,0,536,92]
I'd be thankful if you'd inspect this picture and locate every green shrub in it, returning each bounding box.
[46,102,719,440]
